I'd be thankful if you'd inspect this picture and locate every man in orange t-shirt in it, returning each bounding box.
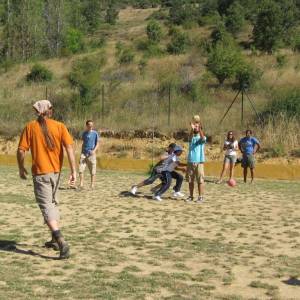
[17,100,76,259]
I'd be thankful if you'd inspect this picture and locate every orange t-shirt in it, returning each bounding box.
[18,119,73,175]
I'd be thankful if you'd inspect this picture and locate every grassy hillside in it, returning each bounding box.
[0,7,299,158]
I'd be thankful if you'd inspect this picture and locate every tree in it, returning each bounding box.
[167,30,189,54]
[63,28,84,54]
[207,43,242,84]
[217,0,235,15]
[234,62,262,90]
[105,2,119,25]
[146,20,162,43]
[225,2,245,35]
[81,0,102,33]
[69,55,105,106]
[252,1,283,53]
[169,0,197,25]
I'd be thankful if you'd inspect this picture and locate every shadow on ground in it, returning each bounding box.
[282,277,300,286]
[0,240,58,260]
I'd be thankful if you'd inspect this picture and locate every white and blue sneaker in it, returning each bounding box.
[153,195,162,202]
[173,191,185,198]
[130,186,138,195]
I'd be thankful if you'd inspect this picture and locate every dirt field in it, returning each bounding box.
[0,166,299,300]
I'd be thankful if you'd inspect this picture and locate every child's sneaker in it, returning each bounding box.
[130,186,138,195]
[196,196,204,203]
[185,196,193,202]
[173,191,185,198]
[153,195,162,202]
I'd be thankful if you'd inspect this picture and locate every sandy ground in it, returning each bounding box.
[0,166,300,299]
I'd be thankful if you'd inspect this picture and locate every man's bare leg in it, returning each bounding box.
[243,168,247,183]
[79,173,84,187]
[250,168,254,183]
[189,182,194,198]
[198,182,204,197]
[91,174,95,188]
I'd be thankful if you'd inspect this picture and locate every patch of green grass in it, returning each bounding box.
[123,265,142,273]
[222,270,235,285]
[249,280,278,290]
[194,269,218,282]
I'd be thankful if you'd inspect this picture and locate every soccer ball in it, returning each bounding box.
[227,178,236,187]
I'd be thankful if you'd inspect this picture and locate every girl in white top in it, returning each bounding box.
[216,131,238,184]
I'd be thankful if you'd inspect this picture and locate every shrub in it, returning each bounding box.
[200,0,219,16]
[136,38,164,57]
[69,54,105,106]
[0,59,14,73]
[224,2,245,35]
[167,31,189,55]
[252,1,283,53]
[133,0,160,9]
[146,20,162,43]
[262,89,300,119]
[210,22,234,47]
[118,48,135,64]
[147,9,168,21]
[63,28,84,54]
[207,43,242,84]
[290,30,300,52]
[26,64,53,82]
[180,79,210,105]
[89,36,106,49]
[234,62,262,90]
[291,149,300,157]
[145,43,165,58]
[198,12,221,26]
[105,4,119,25]
[138,59,147,76]
[276,54,287,68]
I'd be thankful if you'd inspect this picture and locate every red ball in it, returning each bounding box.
[227,178,236,187]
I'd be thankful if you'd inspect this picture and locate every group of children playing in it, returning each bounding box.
[130,115,261,202]
[130,115,207,202]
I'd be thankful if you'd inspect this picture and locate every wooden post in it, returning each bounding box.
[241,89,244,126]
[168,84,171,126]
[101,84,104,121]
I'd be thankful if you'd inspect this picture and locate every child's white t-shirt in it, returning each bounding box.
[224,140,238,156]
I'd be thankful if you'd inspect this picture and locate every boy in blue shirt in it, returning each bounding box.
[186,120,206,203]
[239,129,260,183]
[79,120,99,189]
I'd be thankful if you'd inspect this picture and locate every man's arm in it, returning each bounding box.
[253,142,260,154]
[17,149,28,179]
[65,144,77,185]
[90,133,100,155]
[93,141,99,153]
[238,140,243,153]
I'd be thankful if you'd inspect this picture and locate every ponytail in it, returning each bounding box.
[37,114,55,150]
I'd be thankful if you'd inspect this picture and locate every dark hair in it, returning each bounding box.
[246,129,252,135]
[86,120,93,126]
[37,114,54,150]
[168,143,176,149]
[227,131,235,142]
